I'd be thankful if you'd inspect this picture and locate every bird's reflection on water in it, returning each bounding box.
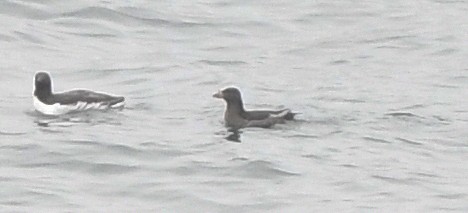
[225,129,242,143]
[28,110,123,127]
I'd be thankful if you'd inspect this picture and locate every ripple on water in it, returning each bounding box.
[286,133,319,139]
[60,6,166,27]
[434,193,467,200]
[330,59,350,65]
[362,136,392,144]
[227,160,300,179]
[102,143,143,156]
[384,112,420,118]
[0,143,41,151]
[0,130,27,136]
[371,175,416,185]
[0,0,53,20]
[54,159,140,175]
[197,59,247,66]
[59,5,212,29]
[301,153,324,161]
[2,0,467,211]
[88,162,140,175]
[395,137,424,146]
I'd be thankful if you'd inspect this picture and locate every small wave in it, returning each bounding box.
[59,6,213,29]
[61,6,169,27]
[0,200,29,207]
[433,0,467,4]
[198,59,247,66]
[431,83,459,89]
[0,144,40,151]
[371,175,415,185]
[55,159,139,175]
[340,164,358,168]
[287,133,319,139]
[118,77,152,85]
[376,45,402,49]
[316,97,365,103]
[384,111,451,126]
[125,102,154,111]
[434,193,466,200]
[66,66,151,82]
[229,160,300,179]
[301,153,323,160]
[195,79,221,86]
[430,48,458,56]
[362,136,392,144]
[63,31,117,38]
[63,139,97,147]
[253,86,287,93]
[330,59,350,65]
[396,137,424,146]
[88,162,140,174]
[410,171,439,178]
[62,139,143,156]
[60,7,213,28]
[360,35,417,44]
[326,130,343,136]
[385,112,420,117]
[104,144,143,156]
[392,104,425,110]
[451,74,468,80]
[17,162,55,168]
[432,115,450,123]
[0,1,53,20]
[0,130,27,136]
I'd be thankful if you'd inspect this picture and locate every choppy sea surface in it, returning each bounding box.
[1,0,467,211]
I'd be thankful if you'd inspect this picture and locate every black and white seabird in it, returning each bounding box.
[213,87,297,129]
[33,71,125,115]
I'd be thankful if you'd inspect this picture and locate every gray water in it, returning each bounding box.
[1,0,467,212]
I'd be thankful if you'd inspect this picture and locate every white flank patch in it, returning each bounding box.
[33,96,122,116]
[110,101,125,108]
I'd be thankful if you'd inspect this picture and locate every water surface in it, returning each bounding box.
[1,0,467,211]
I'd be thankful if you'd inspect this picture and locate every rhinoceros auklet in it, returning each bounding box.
[213,87,297,129]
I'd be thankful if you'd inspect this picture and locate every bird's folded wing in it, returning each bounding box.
[54,90,124,105]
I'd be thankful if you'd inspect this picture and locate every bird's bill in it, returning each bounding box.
[212,90,223,98]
